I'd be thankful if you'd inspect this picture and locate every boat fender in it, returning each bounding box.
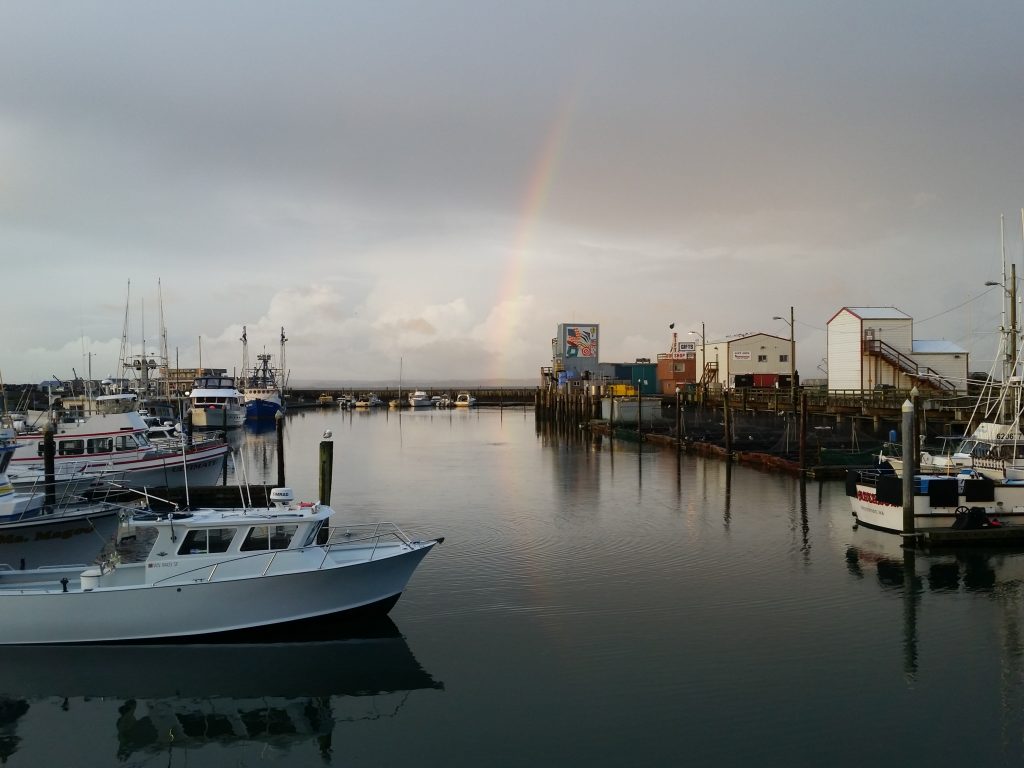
[299,501,314,508]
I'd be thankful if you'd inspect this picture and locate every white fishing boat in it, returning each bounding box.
[0,487,442,644]
[188,375,246,428]
[408,390,432,409]
[9,394,228,491]
[846,466,1024,533]
[455,392,477,407]
[0,428,125,571]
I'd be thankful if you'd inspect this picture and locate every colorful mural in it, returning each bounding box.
[565,326,598,358]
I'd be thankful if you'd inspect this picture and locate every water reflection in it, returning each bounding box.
[845,523,1024,680]
[0,617,442,764]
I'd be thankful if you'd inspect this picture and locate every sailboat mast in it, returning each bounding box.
[1000,215,1009,423]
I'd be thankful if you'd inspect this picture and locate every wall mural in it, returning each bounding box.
[565,326,598,358]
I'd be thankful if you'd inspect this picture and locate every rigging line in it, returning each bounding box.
[916,287,999,325]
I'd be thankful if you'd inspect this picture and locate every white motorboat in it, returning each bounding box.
[10,395,228,491]
[0,487,442,644]
[455,392,477,407]
[354,393,384,409]
[408,390,432,409]
[188,375,246,428]
[0,429,125,571]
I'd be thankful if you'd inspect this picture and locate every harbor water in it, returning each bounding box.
[5,407,1024,766]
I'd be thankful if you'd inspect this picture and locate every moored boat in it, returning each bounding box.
[455,391,477,407]
[0,487,442,644]
[408,391,432,409]
[188,375,246,428]
[846,466,1024,533]
[0,429,126,571]
[10,394,228,491]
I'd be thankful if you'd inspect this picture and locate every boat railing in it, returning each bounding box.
[150,522,416,586]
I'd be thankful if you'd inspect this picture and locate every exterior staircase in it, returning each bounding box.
[862,339,956,392]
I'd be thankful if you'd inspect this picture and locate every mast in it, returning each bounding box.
[118,280,131,392]
[241,326,249,392]
[280,327,288,391]
[158,279,170,399]
[1000,215,1009,423]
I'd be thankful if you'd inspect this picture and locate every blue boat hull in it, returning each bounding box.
[245,398,283,421]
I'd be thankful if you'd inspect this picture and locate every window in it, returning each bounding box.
[58,439,85,456]
[757,355,767,363]
[240,524,298,551]
[87,437,114,454]
[780,354,789,363]
[115,435,136,452]
[177,528,235,555]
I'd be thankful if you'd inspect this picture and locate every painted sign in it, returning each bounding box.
[565,326,598,358]
[732,350,751,360]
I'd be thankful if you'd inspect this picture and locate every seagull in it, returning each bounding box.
[322,428,333,440]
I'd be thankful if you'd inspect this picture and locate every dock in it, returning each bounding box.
[908,526,1024,547]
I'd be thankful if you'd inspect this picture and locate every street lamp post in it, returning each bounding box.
[688,323,706,400]
[772,307,796,408]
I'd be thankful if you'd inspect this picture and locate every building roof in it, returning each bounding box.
[830,306,911,323]
[913,340,967,355]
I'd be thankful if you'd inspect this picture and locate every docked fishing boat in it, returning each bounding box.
[0,486,442,644]
[455,392,477,407]
[188,375,246,428]
[846,466,1024,533]
[408,391,432,409]
[0,429,125,571]
[239,327,288,421]
[10,394,228,491]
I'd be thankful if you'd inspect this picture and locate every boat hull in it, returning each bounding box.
[0,540,436,644]
[245,397,282,421]
[191,406,246,428]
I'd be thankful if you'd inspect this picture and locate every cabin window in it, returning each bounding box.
[177,528,236,556]
[87,437,114,454]
[240,524,298,551]
[115,436,136,452]
[36,441,44,457]
[58,439,85,456]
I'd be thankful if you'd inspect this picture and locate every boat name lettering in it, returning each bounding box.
[34,527,93,541]
[0,534,29,544]
[856,489,897,507]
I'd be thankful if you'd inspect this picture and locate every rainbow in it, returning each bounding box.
[490,100,576,381]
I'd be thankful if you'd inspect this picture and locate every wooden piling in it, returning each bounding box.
[43,425,55,507]
[319,439,334,506]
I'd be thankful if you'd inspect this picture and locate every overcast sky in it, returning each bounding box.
[2,1,1023,386]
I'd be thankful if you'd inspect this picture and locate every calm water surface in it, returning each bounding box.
[5,407,1024,767]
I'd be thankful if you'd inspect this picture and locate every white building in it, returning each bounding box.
[694,332,793,388]
[826,306,967,392]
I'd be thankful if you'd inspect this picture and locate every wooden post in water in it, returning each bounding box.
[275,410,285,487]
[319,438,334,506]
[723,390,732,458]
[43,425,55,507]
[901,399,915,534]
[799,390,808,473]
[675,388,681,444]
